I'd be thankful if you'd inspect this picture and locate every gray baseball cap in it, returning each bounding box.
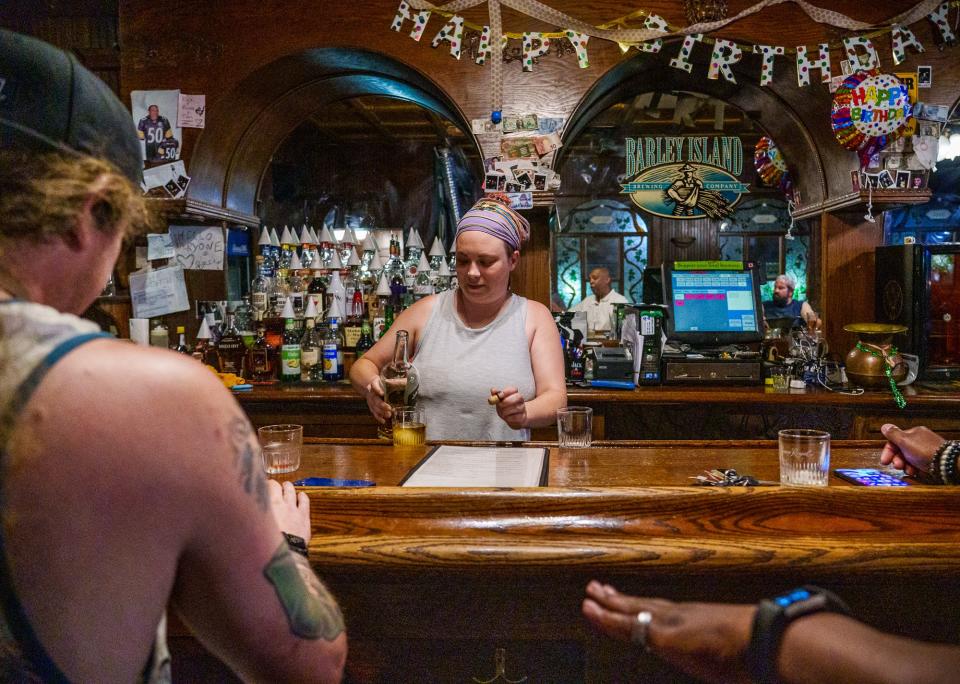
[0,28,142,183]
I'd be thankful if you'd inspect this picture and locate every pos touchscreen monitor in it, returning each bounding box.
[663,261,764,346]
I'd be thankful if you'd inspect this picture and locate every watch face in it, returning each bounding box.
[775,588,814,607]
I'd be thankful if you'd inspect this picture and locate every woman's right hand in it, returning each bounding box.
[879,424,945,477]
[364,375,391,423]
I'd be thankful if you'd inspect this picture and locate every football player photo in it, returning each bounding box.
[131,90,183,167]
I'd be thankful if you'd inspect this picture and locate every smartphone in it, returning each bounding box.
[292,477,375,487]
[833,468,910,487]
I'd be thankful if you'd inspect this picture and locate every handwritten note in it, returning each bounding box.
[129,265,190,318]
[177,93,206,128]
[146,233,175,260]
[170,225,224,270]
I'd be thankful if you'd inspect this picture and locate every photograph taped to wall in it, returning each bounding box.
[131,90,182,166]
[850,170,861,191]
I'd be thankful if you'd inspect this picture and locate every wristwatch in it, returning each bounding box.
[745,585,850,683]
[283,532,309,558]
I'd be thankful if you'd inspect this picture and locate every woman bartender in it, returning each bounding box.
[350,197,567,441]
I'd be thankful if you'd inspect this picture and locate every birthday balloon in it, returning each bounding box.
[832,71,913,166]
[754,136,794,199]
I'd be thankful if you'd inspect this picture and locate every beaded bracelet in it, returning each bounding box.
[940,441,960,486]
[931,440,960,485]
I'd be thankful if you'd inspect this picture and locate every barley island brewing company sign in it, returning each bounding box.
[620,136,749,220]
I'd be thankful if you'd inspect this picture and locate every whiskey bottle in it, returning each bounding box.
[217,313,246,375]
[244,318,276,384]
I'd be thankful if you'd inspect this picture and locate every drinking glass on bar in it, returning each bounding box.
[392,407,426,447]
[258,424,303,474]
[557,406,593,448]
[778,429,830,486]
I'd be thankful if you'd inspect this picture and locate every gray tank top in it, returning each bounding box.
[0,300,171,684]
[414,290,536,442]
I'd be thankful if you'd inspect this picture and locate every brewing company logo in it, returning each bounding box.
[620,136,749,220]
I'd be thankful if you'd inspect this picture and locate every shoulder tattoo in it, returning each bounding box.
[228,415,268,512]
[264,541,345,640]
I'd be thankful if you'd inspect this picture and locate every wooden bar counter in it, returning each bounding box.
[236,382,960,441]
[172,439,960,683]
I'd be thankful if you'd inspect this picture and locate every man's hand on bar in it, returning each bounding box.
[268,480,311,541]
[582,581,754,683]
[879,423,945,477]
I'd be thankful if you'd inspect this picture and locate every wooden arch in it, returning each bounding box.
[557,42,859,212]
[188,48,479,215]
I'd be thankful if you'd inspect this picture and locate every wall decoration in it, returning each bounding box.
[621,135,748,219]
[391,0,959,120]
[831,71,913,166]
[754,136,794,200]
[130,89,182,167]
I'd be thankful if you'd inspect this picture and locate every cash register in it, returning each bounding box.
[660,261,764,385]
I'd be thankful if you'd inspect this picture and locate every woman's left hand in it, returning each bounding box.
[492,386,527,430]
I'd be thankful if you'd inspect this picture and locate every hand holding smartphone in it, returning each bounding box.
[833,468,910,487]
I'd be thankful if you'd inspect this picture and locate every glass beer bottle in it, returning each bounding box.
[377,329,419,441]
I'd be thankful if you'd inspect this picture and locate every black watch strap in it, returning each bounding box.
[283,532,309,558]
[745,585,850,683]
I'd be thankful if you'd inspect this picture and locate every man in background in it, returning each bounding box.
[763,273,819,330]
[571,267,630,337]
[0,29,345,682]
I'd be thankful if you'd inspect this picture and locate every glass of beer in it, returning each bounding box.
[392,407,426,447]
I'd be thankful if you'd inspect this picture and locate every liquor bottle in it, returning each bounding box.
[279,315,301,383]
[307,267,327,315]
[342,286,365,351]
[244,317,276,384]
[383,302,395,336]
[413,252,434,301]
[173,326,190,354]
[234,295,253,341]
[322,319,341,383]
[298,225,315,269]
[287,262,306,318]
[217,312,246,375]
[569,344,585,383]
[300,317,322,383]
[250,255,272,319]
[193,318,218,368]
[355,319,375,358]
[377,329,419,440]
[326,270,346,322]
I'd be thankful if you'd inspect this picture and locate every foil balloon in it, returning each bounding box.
[754,136,794,200]
[832,71,913,167]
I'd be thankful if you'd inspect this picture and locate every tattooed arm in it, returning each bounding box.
[159,361,347,682]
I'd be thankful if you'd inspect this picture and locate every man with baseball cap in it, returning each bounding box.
[0,29,346,682]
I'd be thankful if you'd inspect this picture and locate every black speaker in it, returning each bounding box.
[875,245,923,351]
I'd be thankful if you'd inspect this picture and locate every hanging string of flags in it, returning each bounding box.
[390,0,958,99]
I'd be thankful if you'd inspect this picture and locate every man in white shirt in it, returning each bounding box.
[571,267,630,336]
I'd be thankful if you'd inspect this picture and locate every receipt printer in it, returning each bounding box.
[593,346,634,381]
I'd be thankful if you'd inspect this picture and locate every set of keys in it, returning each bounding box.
[690,468,777,486]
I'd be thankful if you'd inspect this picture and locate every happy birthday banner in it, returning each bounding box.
[392,0,958,113]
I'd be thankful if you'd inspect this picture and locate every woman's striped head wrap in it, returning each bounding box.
[455,196,530,253]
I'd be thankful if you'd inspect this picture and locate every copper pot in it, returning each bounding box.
[843,323,908,388]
